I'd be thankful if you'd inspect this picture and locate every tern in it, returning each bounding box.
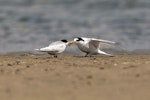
[68,37,123,57]
[35,39,68,58]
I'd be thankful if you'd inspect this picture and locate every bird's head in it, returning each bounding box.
[61,39,70,46]
[68,37,84,46]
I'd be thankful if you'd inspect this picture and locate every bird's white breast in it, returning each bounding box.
[77,43,90,53]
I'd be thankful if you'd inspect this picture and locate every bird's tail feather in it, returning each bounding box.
[35,48,50,52]
[34,49,43,51]
[98,50,112,56]
[35,49,40,51]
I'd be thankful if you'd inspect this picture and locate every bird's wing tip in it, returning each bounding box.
[34,49,40,51]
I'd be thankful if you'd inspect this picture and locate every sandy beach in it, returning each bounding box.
[0,53,150,100]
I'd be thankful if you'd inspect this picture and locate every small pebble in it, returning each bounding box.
[114,63,117,66]
[99,67,104,70]
[7,63,12,66]
[87,75,93,79]
[0,69,4,73]
[26,65,30,68]
[93,60,97,63]
[34,57,38,59]
[122,62,129,65]
[135,74,140,77]
[44,69,48,71]
[145,61,149,64]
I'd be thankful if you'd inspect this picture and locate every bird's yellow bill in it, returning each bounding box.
[67,40,76,46]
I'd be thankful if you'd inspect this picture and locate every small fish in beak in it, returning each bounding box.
[67,40,76,46]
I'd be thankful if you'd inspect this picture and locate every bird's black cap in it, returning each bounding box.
[76,37,84,41]
[61,39,68,43]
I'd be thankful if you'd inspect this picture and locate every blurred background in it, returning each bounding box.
[0,0,150,54]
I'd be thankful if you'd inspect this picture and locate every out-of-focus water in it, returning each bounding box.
[0,0,150,54]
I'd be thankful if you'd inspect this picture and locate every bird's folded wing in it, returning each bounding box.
[49,44,66,53]
[49,41,62,46]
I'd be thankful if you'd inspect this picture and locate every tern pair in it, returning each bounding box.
[35,37,123,57]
